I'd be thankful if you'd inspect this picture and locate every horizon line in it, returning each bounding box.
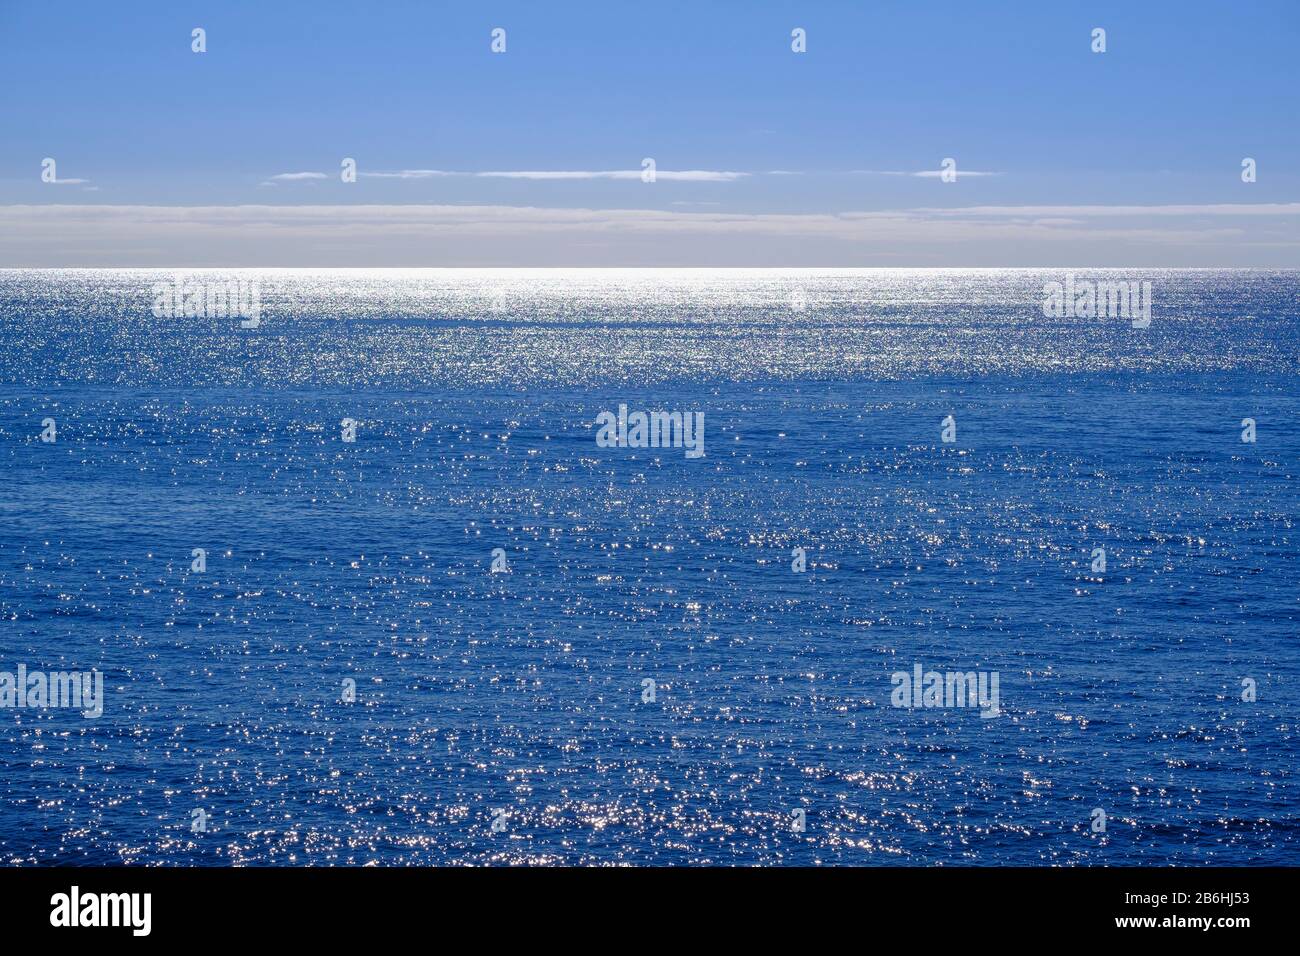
[2,265,1291,271]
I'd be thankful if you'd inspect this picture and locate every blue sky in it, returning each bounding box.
[1,0,1297,265]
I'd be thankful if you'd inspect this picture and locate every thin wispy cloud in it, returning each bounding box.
[483,169,746,181]
[274,167,1035,184]
[853,169,1002,178]
[360,170,454,180]
[358,168,748,181]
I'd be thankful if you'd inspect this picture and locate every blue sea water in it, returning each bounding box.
[0,268,1296,866]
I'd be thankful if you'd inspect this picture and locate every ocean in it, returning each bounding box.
[1,268,1296,865]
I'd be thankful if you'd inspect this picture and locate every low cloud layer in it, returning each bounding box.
[2,202,1296,267]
